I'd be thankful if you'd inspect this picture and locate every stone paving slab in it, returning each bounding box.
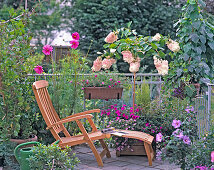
[74,145,181,170]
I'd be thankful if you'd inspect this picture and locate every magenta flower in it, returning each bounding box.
[172,129,180,136]
[69,81,72,83]
[160,127,163,129]
[109,78,113,81]
[183,135,191,145]
[118,81,121,83]
[185,106,194,113]
[81,88,84,90]
[211,151,214,163]
[72,32,80,40]
[42,45,53,55]
[177,131,184,139]
[102,82,104,85]
[156,132,163,142]
[70,40,79,49]
[108,85,111,88]
[34,65,43,74]
[172,119,181,128]
[95,75,97,77]
[145,123,149,127]
[121,107,125,111]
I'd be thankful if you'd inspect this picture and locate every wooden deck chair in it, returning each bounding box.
[32,80,111,167]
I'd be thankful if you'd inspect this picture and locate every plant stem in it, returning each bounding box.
[133,72,136,113]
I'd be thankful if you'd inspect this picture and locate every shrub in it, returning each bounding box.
[28,143,79,170]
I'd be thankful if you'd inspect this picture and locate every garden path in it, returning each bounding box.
[73,145,181,170]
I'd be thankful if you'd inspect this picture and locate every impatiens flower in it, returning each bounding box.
[95,75,97,77]
[172,119,181,128]
[121,51,134,63]
[104,32,118,43]
[102,58,113,69]
[70,40,79,49]
[211,151,214,163]
[109,78,113,81]
[92,57,102,72]
[81,87,84,90]
[145,123,149,127]
[121,107,125,111]
[177,131,184,139]
[42,45,53,55]
[118,81,121,83]
[152,33,161,41]
[102,82,104,85]
[183,135,191,145]
[34,65,43,74]
[167,39,180,52]
[129,62,140,73]
[108,85,111,88]
[156,132,163,142]
[72,32,80,40]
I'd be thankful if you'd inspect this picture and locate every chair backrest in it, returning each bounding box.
[32,80,70,141]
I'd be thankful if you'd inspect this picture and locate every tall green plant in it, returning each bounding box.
[165,0,214,100]
[0,8,35,140]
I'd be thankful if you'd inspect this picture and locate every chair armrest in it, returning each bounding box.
[61,109,100,120]
[46,114,93,130]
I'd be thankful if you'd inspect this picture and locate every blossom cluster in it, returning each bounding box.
[70,32,80,49]
[153,56,168,75]
[92,57,116,72]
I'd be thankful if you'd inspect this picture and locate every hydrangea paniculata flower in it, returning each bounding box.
[34,65,44,74]
[92,57,102,72]
[42,45,53,55]
[153,56,168,75]
[167,39,180,52]
[72,32,80,40]
[121,51,134,64]
[152,33,161,41]
[172,119,181,128]
[129,62,140,73]
[70,40,79,49]
[104,32,118,43]
[102,58,113,70]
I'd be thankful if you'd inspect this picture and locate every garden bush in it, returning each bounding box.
[70,0,183,72]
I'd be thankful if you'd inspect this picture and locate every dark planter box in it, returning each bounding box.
[84,87,123,99]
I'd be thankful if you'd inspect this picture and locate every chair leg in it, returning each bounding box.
[99,139,111,158]
[144,142,153,166]
[87,139,104,167]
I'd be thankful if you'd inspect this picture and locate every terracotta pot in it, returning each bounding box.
[84,87,123,99]
[10,135,38,147]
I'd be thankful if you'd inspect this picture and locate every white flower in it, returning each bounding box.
[129,62,140,73]
[152,33,161,41]
[153,56,168,75]
[167,40,180,52]
[110,49,116,53]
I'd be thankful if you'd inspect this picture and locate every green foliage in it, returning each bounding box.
[185,126,214,169]
[71,0,182,71]
[135,80,151,111]
[164,0,214,99]
[0,8,37,140]
[28,143,79,170]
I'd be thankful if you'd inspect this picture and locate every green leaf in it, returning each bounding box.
[199,35,206,44]
[208,41,214,50]
[198,0,206,7]
[151,43,157,50]
[103,44,110,48]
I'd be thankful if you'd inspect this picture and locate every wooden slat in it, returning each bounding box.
[100,148,107,159]
[33,80,48,89]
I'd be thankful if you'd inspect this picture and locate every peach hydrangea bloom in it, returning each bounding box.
[92,57,102,72]
[153,56,168,75]
[152,33,161,41]
[129,62,140,73]
[104,32,118,43]
[167,39,180,52]
[121,51,134,64]
[102,58,113,70]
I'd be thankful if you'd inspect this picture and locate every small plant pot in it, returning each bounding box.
[84,87,123,99]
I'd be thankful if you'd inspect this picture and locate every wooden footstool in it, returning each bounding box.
[111,129,154,166]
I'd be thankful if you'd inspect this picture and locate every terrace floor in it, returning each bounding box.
[73,145,181,170]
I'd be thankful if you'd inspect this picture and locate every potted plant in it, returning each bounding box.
[81,72,127,99]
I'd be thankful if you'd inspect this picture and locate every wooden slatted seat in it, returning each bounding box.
[32,80,111,167]
[111,130,154,166]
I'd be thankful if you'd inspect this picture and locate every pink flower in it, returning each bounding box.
[160,127,163,129]
[102,82,104,85]
[153,56,168,75]
[110,58,116,64]
[108,85,111,88]
[118,81,121,83]
[115,83,117,85]
[81,87,84,90]
[69,81,72,83]
[109,78,113,81]
[102,58,113,69]
[183,135,191,145]
[104,32,118,43]
[70,40,79,49]
[95,75,97,77]
[167,39,180,52]
[92,57,102,72]
[145,123,149,127]
[34,65,43,74]
[156,132,163,142]
[72,32,80,40]
[121,51,134,63]
[172,119,181,128]
[211,151,214,162]
[129,62,140,73]
[42,45,53,55]
[121,107,125,111]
